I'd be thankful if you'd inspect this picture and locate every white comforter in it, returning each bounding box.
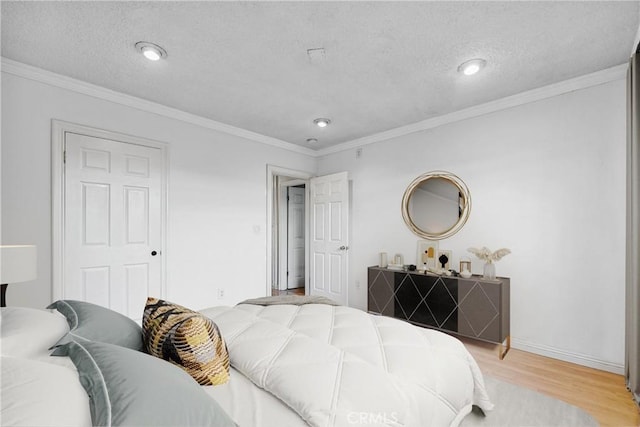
[201,304,492,427]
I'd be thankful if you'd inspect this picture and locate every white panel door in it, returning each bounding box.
[64,132,163,319]
[310,172,349,305]
[287,186,305,289]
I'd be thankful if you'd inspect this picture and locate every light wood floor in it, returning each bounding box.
[271,287,305,296]
[461,337,640,426]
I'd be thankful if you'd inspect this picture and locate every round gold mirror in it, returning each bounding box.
[401,171,471,240]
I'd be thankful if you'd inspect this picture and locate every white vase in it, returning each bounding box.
[483,262,496,280]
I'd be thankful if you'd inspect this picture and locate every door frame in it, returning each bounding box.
[266,165,312,297]
[51,120,169,302]
[280,180,306,290]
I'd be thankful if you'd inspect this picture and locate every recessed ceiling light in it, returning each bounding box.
[458,58,486,76]
[135,41,167,61]
[314,118,331,128]
[306,138,318,144]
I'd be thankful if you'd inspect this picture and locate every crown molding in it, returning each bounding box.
[0,57,316,157]
[317,63,628,157]
[2,57,627,159]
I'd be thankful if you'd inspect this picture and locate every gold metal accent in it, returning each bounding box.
[499,335,511,360]
[401,170,472,240]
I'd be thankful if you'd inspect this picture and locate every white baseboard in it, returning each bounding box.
[511,337,624,375]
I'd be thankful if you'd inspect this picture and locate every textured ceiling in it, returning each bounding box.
[2,1,639,150]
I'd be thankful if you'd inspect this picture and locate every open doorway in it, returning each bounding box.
[266,166,312,297]
[266,166,350,304]
[274,179,307,296]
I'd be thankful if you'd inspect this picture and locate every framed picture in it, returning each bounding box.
[437,250,452,270]
[416,240,438,270]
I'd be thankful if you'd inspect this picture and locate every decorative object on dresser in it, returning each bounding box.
[393,253,404,265]
[378,252,388,268]
[401,170,471,240]
[416,239,439,270]
[437,250,452,269]
[459,257,472,278]
[468,247,511,280]
[387,254,405,271]
[0,245,37,307]
[368,266,510,359]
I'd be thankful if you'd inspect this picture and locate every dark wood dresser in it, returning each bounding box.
[368,266,510,358]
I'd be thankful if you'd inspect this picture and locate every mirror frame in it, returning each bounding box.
[401,170,471,240]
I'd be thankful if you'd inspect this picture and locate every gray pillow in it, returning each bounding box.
[47,300,143,351]
[54,340,237,427]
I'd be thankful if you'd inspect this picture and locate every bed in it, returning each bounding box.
[0,297,493,427]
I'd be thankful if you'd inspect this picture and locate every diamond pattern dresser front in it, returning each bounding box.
[368,267,510,353]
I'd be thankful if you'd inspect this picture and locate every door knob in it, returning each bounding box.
[338,246,349,251]
[151,251,158,256]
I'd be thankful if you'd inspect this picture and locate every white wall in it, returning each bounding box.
[318,79,627,372]
[1,71,316,311]
[1,63,627,373]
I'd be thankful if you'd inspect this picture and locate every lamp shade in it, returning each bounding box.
[0,245,37,284]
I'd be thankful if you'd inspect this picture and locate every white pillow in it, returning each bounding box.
[0,307,69,358]
[0,356,92,427]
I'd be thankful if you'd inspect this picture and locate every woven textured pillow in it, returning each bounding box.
[142,297,230,386]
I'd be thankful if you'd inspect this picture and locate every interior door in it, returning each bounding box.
[309,172,349,305]
[287,186,305,289]
[64,132,163,319]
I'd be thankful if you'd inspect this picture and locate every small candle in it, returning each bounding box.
[379,252,388,268]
